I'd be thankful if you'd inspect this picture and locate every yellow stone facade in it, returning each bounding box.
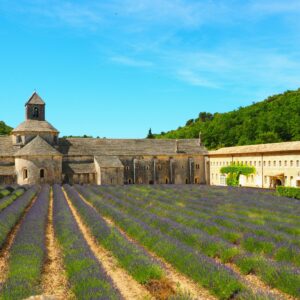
[208,145,300,188]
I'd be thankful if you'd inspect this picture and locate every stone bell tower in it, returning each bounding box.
[25,92,45,121]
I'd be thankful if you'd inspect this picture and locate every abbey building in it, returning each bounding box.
[0,93,299,188]
[0,93,207,185]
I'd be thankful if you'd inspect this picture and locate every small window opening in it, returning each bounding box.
[23,169,28,180]
[165,178,169,184]
[33,106,39,118]
[40,169,45,178]
[16,135,21,143]
[128,178,132,184]
[185,178,189,184]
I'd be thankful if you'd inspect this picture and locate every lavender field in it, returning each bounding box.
[0,184,299,300]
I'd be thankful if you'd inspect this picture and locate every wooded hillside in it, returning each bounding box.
[152,89,300,149]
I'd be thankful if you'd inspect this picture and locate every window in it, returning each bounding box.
[264,176,267,184]
[23,169,28,180]
[297,160,299,167]
[165,178,169,184]
[16,135,21,143]
[185,178,189,184]
[279,161,282,167]
[33,106,39,118]
[263,161,266,167]
[128,179,132,184]
[125,166,130,171]
[158,165,162,170]
[40,169,45,178]
[268,161,271,167]
[194,177,199,184]
[195,164,200,169]
[259,161,261,167]
[284,160,287,166]
[290,160,293,167]
[250,161,252,166]
[273,161,276,167]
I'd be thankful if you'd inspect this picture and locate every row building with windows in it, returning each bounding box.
[0,93,299,188]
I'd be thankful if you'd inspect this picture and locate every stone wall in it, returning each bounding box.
[15,156,62,185]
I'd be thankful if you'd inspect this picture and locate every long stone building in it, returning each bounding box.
[0,93,207,185]
[0,93,299,188]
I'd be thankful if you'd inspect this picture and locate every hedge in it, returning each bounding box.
[276,186,300,200]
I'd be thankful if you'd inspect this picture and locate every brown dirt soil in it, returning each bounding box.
[145,279,176,300]
[77,191,216,300]
[0,194,37,285]
[41,189,74,300]
[217,259,295,300]
[63,188,154,300]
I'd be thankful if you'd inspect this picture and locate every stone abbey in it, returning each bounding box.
[0,93,299,188]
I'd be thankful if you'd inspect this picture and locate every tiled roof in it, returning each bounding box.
[95,156,123,168]
[62,162,96,174]
[58,138,207,156]
[0,165,15,176]
[12,120,59,133]
[25,92,45,105]
[209,141,300,156]
[0,136,14,156]
[14,136,62,157]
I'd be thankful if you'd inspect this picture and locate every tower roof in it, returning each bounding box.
[14,135,62,157]
[25,92,45,106]
[12,120,59,133]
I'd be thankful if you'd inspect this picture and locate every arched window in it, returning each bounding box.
[128,178,132,184]
[33,106,39,118]
[185,178,189,184]
[165,178,169,184]
[194,177,199,184]
[16,135,21,143]
[40,169,45,178]
[23,169,28,180]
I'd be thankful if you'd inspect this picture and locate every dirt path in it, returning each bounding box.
[225,261,295,300]
[63,188,153,300]
[41,188,74,300]
[77,191,216,300]
[0,195,37,285]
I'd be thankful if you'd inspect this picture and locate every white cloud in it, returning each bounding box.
[176,69,219,88]
[111,56,153,67]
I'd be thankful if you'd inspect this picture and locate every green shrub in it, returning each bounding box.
[276,186,300,200]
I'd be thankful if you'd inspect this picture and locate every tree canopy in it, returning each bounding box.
[0,121,12,135]
[153,88,300,149]
[220,164,256,186]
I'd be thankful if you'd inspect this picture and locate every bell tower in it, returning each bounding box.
[25,92,45,121]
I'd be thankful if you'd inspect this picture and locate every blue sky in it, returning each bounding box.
[0,0,300,138]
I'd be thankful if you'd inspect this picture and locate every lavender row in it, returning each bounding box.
[109,186,300,246]
[0,186,38,250]
[86,186,300,298]
[0,189,24,213]
[77,185,270,300]
[0,185,50,299]
[52,185,121,300]
[91,186,240,263]
[101,187,300,267]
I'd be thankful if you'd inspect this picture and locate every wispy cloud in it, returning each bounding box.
[176,70,219,88]
[111,55,153,67]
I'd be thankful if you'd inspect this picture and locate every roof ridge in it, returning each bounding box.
[14,135,61,157]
